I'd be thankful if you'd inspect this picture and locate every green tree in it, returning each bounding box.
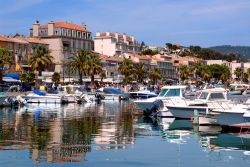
[29,45,53,76]
[100,72,106,82]
[69,49,89,85]
[52,72,60,84]
[165,43,173,50]
[134,63,146,83]
[200,66,212,82]
[179,65,189,81]
[119,58,134,84]
[149,68,161,85]
[246,68,250,81]
[219,65,231,83]
[86,53,103,84]
[20,73,27,83]
[25,73,36,84]
[234,67,244,80]
[0,48,13,83]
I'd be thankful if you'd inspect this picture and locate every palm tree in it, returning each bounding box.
[100,72,106,82]
[0,48,13,83]
[86,53,103,84]
[69,49,89,85]
[220,65,231,83]
[149,68,161,85]
[29,45,53,76]
[52,72,60,84]
[234,67,243,80]
[246,68,250,81]
[118,58,134,84]
[134,63,146,83]
[200,66,212,82]
[179,65,189,81]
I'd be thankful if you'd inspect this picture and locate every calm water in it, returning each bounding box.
[0,101,250,167]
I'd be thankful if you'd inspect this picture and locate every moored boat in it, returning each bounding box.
[23,90,62,103]
[167,88,229,119]
[212,104,250,130]
[133,85,187,111]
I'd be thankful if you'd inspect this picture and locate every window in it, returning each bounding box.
[159,89,168,97]
[166,89,180,97]
[199,92,209,100]
[209,93,225,100]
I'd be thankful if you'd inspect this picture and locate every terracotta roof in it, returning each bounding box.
[40,21,90,32]
[25,37,48,45]
[99,33,115,38]
[8,37,29,44]
[98,53,123,62]
[0,36,13,42]
[126,53,151,60]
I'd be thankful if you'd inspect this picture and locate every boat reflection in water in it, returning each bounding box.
[0,102,136,164]
[158,118,250,158]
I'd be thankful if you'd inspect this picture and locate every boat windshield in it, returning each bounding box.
[159,89,168,97]
[199,92,209,100]
[166,89,181,97]
[209,93,225,100]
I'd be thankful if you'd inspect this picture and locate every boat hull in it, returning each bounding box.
[214,112,250,129]
[24,96,62,103]
[167,106,207,119]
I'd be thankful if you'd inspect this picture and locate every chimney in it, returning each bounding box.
[48,21,55,36]
[32,21,40,37]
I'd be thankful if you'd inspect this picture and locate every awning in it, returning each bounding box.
[3,74,20,80]
[3,77,21,83]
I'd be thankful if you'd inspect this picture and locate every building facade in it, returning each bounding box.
[0,35,48,73]
[30,21,93,75]
[94,32,140,57]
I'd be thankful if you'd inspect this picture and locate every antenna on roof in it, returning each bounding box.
[82,22,87,29]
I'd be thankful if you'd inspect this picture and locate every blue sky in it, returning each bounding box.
[0,0,249,47]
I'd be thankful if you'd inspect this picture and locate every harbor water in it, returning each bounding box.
[0,101,250,167]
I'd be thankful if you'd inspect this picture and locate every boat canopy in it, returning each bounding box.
[158,85,187,97]
[198,88,227,101]
[103,87,124,94]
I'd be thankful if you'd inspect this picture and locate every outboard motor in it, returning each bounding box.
[143,100,164,117]
[95,93,105,103]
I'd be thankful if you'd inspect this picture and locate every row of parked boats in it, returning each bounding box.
[0,85,131,106]
[132,85,250,131]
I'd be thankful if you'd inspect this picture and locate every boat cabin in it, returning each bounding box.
[158,85,187,98]
[198,88,227,101]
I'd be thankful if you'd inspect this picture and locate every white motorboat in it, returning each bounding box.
[167,88,229,119]
[87,87,126,101]
[127,86,157,100]
[133,85,187,112]
[48,85,88,103]
[23,90,62,103]
[228,83,250,95]
[212,103,250,129]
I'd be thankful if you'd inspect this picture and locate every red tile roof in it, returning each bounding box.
[98,53,123,62]
[40,21,90,32]
[25,37,48,45]
[0,36,13,42]
[126,53,151,60]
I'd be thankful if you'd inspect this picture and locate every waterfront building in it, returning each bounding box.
[94,32,140,57]
[30,21,93,76]
[152,54,176,79]
[99,54,123,83]
[0,35,47,73]
[123,52,152,70]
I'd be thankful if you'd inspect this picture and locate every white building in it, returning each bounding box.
[94,32,140,57]
[30,21,93,75]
